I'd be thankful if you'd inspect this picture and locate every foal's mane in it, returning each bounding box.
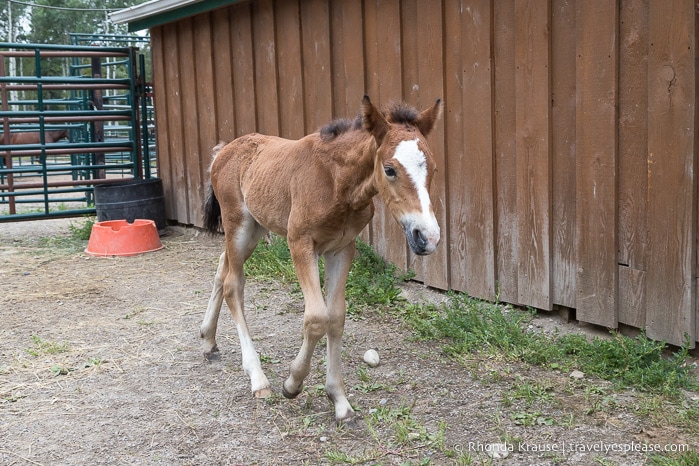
[319,115,363,142]
[319,101,421,142]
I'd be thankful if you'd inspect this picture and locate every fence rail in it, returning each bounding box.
[0,40,154,220]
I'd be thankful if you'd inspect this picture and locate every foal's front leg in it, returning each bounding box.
[322,242,356,422]
[282,237,327,400]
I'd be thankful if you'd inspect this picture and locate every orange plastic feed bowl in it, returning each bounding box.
[85,219,163,257]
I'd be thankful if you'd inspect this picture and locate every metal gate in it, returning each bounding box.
[0,40,154,221]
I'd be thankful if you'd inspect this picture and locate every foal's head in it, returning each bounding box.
[362,95,442,255]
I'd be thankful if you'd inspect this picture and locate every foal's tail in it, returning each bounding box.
[202,142,227,234]
[203,184,222,234]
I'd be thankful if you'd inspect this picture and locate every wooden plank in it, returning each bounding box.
[361,0,379,247]
[365,0,408,272]
[444,0,495,297]
[253,0,279,135]
[397,0,422,283]
[551,0,577,309]
[618,0,649,327]
[575,1,618,326]
[493,0,519,304]
[275,0,304,140]
[401,0,418,103]
[150,27,174,222]
[300,0,333,133]
[162,22,188,224]
[409,0,448,289]
[212,6,236,142]
[327,0,366,242]
[178,18,201,225]
[619,266,646,328]
[330,0,365,119]
[515,0,552,310]
[646,0,696,347]
[230,2,256,137]
[193,12,217,228]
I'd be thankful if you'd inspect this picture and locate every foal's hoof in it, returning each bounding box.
[338,416,358,429]
[203,345,220,361]
[281,383,301,399]
[253,386,273,398]
[336,410,357,428]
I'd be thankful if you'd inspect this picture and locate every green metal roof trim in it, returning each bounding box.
[111,0,244,32]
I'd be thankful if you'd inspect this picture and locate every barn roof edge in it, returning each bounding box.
[110,0,243,32]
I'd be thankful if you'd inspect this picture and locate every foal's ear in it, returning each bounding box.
[362,95,389,145]
[416,98,443,136]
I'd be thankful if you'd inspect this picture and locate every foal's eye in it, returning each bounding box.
[384,166,397,178]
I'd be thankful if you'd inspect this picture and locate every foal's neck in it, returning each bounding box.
[346,136,379,211]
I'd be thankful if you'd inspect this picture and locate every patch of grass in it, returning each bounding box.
[68,216,96,240]
[354,366,389,393]
[366,402,445,448]
[503,378,555,407]
[25,335,70,357]
[511,410,554,426]
[244,236,409,314]
[244,234,298,285]
[649,450,699,466]
[345,240,413,313]
[30,216,95,253]
[325,449,377,464]
[637,394,699,433]
[404,293,698,396]
[557,332,696,395]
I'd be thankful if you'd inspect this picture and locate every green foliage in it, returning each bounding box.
[25,335,70,357]
[406,294,558,366]
[405,294,698,396]
[649,451,699,466]
[243,234,298,285]
[28,0,145,45]
[68,216,95,240]
[346,240,413,313]
[240,231,698,398]
[557,332,696,395]
[244,235,408,314]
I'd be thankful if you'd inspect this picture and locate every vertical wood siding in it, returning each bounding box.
[150,0,697,346]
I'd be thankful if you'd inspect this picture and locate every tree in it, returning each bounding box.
[28,0,146,44]
[1,0,29,42]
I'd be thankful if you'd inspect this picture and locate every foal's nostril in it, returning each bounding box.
[413,228,428,249]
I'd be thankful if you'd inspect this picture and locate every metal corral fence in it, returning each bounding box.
[0,40,154,221]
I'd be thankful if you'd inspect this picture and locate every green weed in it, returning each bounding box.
[25,335,70,357]
[354,366,388,393]
[68,216,96,240]
[504,378,555,407]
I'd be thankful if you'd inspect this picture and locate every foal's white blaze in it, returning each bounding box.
[393,138,440,253]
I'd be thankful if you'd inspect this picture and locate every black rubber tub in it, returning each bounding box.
[94,178,166,234]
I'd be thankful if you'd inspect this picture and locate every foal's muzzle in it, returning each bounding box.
[404,224,440,256]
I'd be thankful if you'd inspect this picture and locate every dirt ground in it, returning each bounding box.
[1,219,697,465]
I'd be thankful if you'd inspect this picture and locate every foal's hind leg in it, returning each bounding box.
[201,216,270,397]
[200,251,227,358]
[226,221,271,397]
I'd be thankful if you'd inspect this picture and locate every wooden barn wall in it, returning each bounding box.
[149,0,698,346]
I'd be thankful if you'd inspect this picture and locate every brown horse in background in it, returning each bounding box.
[200,95,442,423]
[0,130,68,146]
[0,130,69,165]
